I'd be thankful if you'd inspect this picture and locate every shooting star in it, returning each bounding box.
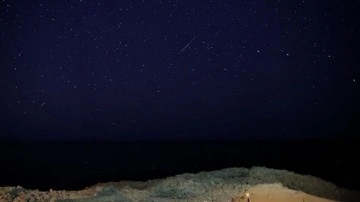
[178,34,200,55]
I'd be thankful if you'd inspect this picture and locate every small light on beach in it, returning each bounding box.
[245,192,251,202]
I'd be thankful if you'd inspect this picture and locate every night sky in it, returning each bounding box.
[0,0,359,140]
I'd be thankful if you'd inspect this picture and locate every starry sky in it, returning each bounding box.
[0,0,359,140]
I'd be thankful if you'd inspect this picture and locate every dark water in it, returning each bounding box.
[0,140,359,191]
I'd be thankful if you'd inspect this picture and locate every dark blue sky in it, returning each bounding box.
[0,0,359,140]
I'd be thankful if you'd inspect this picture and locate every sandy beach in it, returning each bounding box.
[232,184,335,202]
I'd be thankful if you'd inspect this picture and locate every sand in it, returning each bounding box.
[232,184,335,202]
[1,167,359,202]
